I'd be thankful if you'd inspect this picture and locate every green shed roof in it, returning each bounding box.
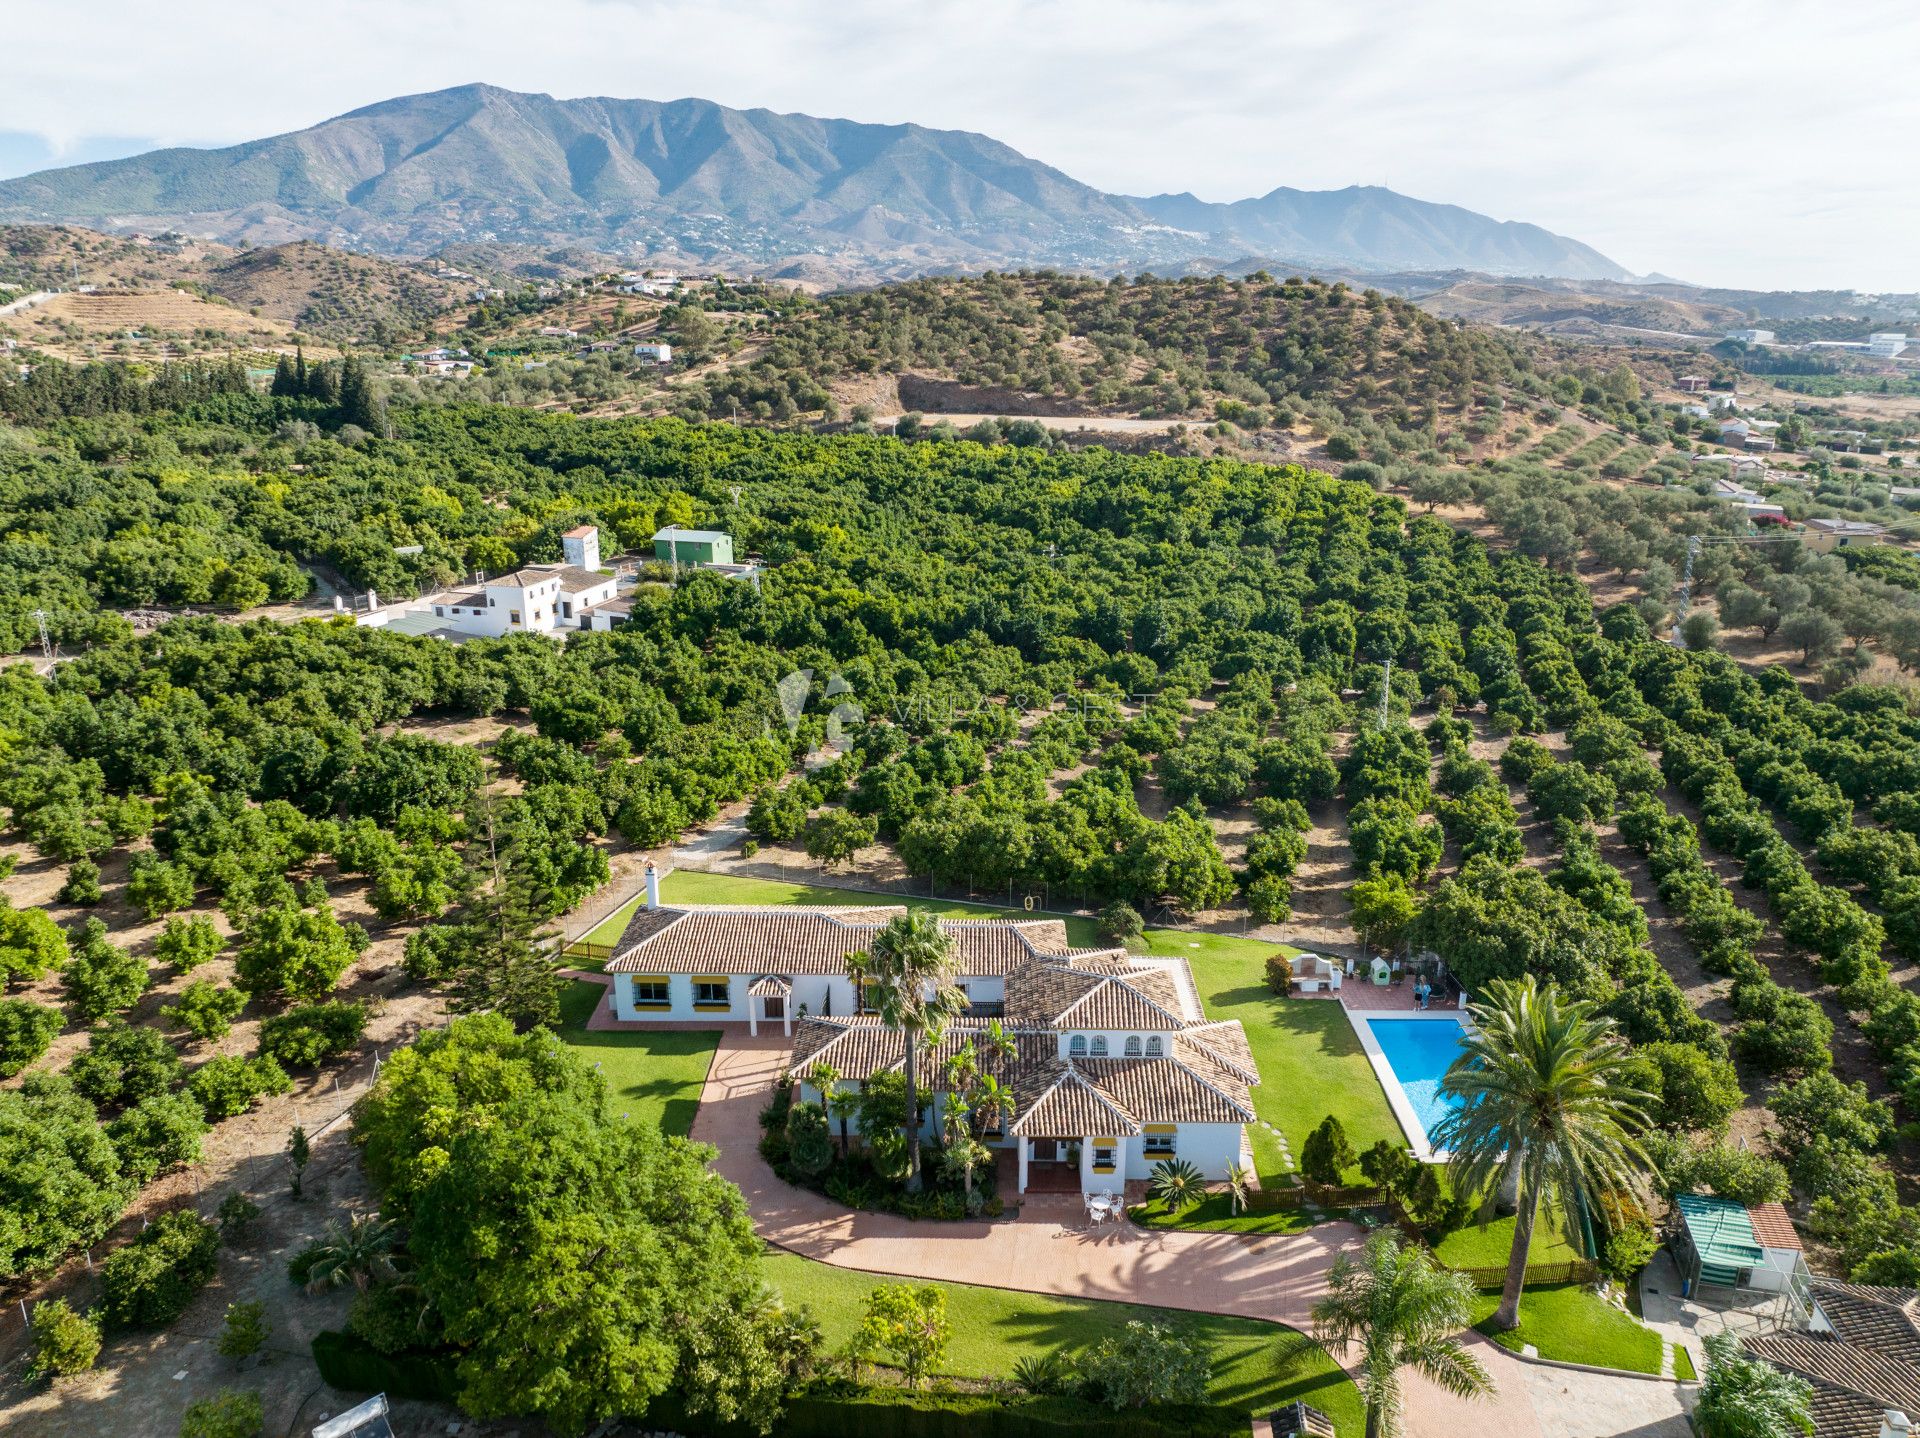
[1676,1193,1764,1269]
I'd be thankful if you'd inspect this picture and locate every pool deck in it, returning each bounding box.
[1340,996,1471,1161]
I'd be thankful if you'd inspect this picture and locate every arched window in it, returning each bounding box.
[1145,1036,1163,1057]
[1124,1035,1142,1057]
[1069,1034,1087,1057]
[1090,1035,1109,1056]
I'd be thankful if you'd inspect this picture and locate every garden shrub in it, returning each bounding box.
[99,1209,220,1329]
[216,1300,269,1361]
[189,1055,291,1120]
[179,1388,263,1438]
[258,1000,366,1066]
[1299,1115,1356,1187]
[29,1297,101,1378]
[0,998,62,1078]
[68,1017,183,1108]
[107,1090,208,1183]
[163,981,248,1042]
[1263,953,1293,996]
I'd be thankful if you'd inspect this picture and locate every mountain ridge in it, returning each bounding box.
[0,83,1633,283]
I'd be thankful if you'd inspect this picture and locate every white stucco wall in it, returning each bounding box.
[1124,1123,1242,1179]
[611,972,745,1022]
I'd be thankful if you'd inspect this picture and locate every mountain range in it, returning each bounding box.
[0,84,1632,284]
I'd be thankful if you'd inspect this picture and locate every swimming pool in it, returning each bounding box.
[1351,1014,1471,1158]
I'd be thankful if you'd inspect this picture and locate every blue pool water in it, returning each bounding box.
[1368,1018,1469,1143]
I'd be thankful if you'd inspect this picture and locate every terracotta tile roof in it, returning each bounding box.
[1073,1056,1255,1126]
[605,905,1073,977]
[1811,1281,1920,1366]
[1801,1382,1899,1438]
[789,1017,982,1082]
[1748,1334,1920,1418]
[1004,959,1188,1030]
[1008,1061,1142,1138]
[1747,1201,1803,1252]
[1177,1022,1261,1087]
[788,1013,1256,1135]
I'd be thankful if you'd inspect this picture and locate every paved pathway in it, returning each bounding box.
[693,1032,1562,1438]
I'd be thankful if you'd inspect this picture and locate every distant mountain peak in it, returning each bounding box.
[0,84,1630,283]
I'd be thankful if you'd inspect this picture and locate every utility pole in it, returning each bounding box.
[1671,533,1703,645]
[31,609,52,664]
[1378,657,1392,730]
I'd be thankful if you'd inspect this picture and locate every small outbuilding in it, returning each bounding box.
[1670,1193,1806,1297]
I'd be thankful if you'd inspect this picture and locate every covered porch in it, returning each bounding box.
[747,974,792,1038]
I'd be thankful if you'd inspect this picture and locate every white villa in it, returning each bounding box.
[427,525,628,636]
[601,866,1259,1198]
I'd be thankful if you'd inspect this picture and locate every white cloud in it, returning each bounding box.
[3,0,1915,290]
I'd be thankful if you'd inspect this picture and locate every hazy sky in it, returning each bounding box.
[4,0,1916,292]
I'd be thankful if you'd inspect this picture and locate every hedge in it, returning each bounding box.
[311,1329,458,1402]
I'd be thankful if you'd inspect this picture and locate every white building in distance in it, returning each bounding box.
[428,526,626,636]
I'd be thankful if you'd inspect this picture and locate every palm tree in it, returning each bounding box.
[1693,1333,1814,1438]
[977,1017,1017,1082]
[826,1084,862,1161]
[1147,1158,1206,1213]
[939,1044,979,1143]
[1311,1229,1493,1438]
[941,1134,992,1211]
[1225,1160,1253,1216]
[804,1059,851,1159]
[852,912,968,1191]
[1432,975,1651,1331]
[301,1214,405,1295]
[968,1072,1014,1139]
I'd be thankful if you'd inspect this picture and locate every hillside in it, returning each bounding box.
[200,241,464,343]
[0,83,1628,283]
[674,270,1533,431]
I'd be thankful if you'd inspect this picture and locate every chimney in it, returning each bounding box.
[644,860,660,909]
[1883,1412,1914,1438]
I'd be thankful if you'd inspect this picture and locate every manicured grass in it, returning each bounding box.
[1434,1210,1581,1270]
[761,1250,1364,1434]
[1674,1343,1696,1381]
[1470,1284,1664,1374]
[556,979,719,1138]
[1129,1194,1315,1235]
[1183,949,1408,1187]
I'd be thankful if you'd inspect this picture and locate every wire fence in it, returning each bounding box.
[0,1045,392,1381]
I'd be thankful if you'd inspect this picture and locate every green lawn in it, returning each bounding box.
[1129,1194,1316,1235]
[1434,1210,1581,1270]
[1470,1284,1664,1374]
[556,979,719,1138]
[762,1250,1363,1434]
[1183,947,1408,1188]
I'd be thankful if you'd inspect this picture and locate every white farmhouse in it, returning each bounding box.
[600,864,1258,1199]
[428,526,625,636]
[632,342,673,364]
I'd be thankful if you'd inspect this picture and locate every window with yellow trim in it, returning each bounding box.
[631,977,670,1006]
[1143,1125,1176,1156]
[1091,1143,1117,1173]
[693,977,730,1007]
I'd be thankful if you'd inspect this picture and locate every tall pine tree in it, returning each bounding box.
[447,806,562,1032]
